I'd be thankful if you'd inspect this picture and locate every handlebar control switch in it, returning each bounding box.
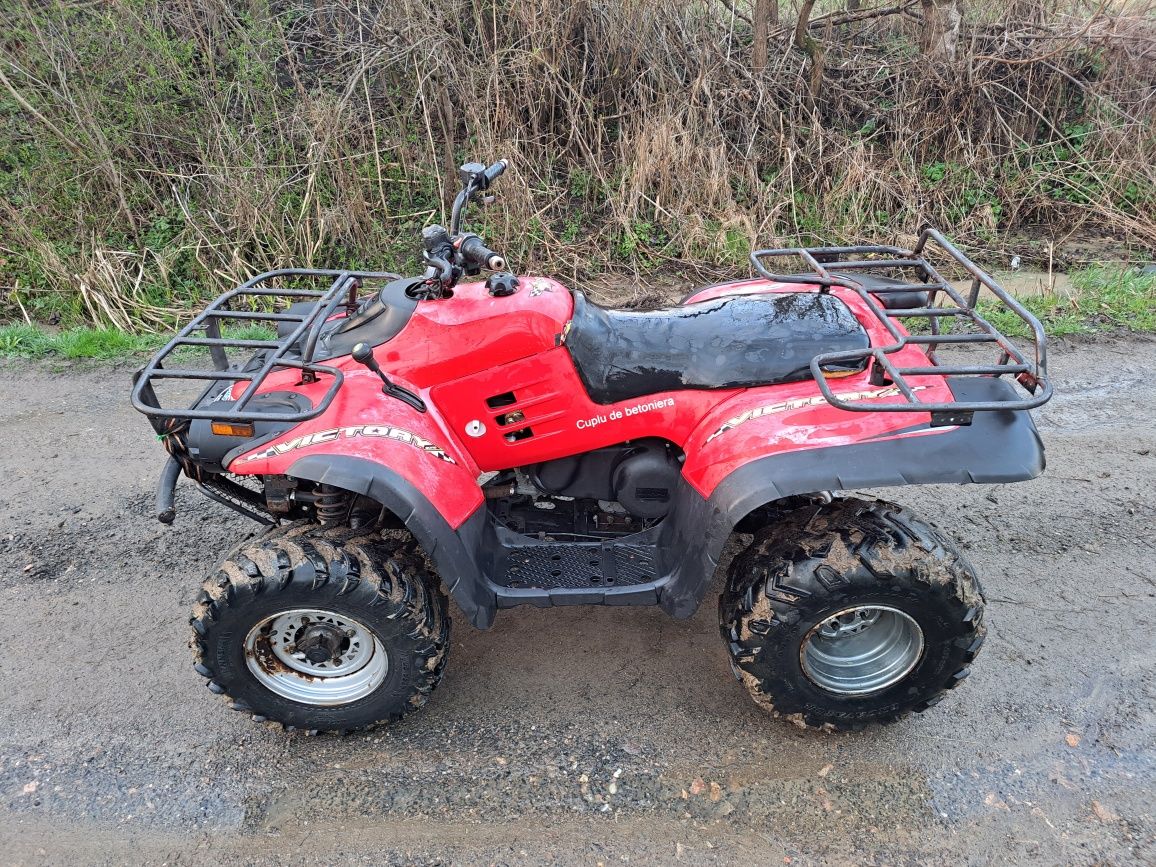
[459,162,486,187]
[421,224,454,259]
[486,273,519,297]
[458,159,508,193]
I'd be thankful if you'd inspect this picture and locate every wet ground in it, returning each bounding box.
[0,338,1153,865]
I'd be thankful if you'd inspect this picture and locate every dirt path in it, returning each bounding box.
[0,338,1153,865]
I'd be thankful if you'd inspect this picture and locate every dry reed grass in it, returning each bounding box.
[0,0,1152,327]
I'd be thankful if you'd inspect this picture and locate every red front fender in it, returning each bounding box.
[228,372,483,529]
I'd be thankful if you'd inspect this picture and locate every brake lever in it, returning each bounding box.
[415,254,455,299]
[422,255,454,281]
[466,182,495,207]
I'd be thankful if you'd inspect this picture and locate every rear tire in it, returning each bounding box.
[191,522,450,733]
[719,497,984,731]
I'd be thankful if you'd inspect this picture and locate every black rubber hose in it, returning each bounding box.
[156,455,181,524]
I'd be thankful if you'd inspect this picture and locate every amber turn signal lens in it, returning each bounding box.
[210,421,255,437]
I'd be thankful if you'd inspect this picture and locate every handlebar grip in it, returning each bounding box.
[482,159,508,186]
[457,234,506,272]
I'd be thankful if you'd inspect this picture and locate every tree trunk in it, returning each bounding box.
[794,0,818,52]
[920,0,962,60]
[751,0,778,72]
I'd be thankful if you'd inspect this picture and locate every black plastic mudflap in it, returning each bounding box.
[489,525,664,608]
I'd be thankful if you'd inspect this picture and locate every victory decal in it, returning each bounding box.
[705,386,927,444]
[241,425,457,464]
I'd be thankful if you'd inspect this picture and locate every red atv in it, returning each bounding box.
[133,159,1051,733]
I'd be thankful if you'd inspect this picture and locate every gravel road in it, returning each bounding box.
[0,338,1153,865]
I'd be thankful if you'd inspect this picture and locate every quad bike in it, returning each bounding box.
[132,159,1051,733]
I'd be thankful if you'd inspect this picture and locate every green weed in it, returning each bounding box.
[979,266,1156,337]
[220,323,278,343]
[0,324,53,356]
[0,325,162,359]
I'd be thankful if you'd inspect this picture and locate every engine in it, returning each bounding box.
[528,439,683,520]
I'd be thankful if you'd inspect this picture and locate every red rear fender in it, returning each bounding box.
[681,370,954,498]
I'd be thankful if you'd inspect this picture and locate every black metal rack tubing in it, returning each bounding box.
[131,268,399,425]
[904,333,1001,345]
[179,337,283,348]
[874,352,919,401]
[886,307,969,318]
[895,364,1031,377]
[136,360,344,423]
[205,310,310,321]
[299,274,358,365]
[753,227,1052,415]
[229,272,351,409]
[144,368,256,381]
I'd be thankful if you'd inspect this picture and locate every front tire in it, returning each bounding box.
[191,523,450,733]
[719,498,984,731]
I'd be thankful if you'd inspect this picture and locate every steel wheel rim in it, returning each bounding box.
[244,608,388,706]
[800,605,924,696]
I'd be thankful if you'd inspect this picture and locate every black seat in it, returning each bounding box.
[564,291,870,405]
[835,272,930,309]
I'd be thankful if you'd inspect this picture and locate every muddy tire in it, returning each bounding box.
[190,522,450,733]
[719,497,984,731]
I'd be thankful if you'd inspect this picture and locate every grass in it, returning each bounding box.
[219,324,278,343]
[979,266,1156,337]
[0,266,1151,361]
[0,324,162,359]
[0,1,1152,330]
[0,322,274,359]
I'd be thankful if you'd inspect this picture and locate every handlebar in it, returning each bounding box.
[457,234,506,272]
[419,158,511,296]
[480,159,507,189]
[450,157,509,234]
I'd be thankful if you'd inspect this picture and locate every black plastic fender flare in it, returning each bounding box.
[288,454,494,628]
[655,377,1046,618]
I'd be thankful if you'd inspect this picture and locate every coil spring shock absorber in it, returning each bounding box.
[315,484,352,524]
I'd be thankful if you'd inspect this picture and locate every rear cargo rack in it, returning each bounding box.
[751,227,1051,424]
[131,269,399,429]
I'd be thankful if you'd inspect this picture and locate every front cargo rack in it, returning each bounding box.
[751,227,1052,424]
[131,268,399,430]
